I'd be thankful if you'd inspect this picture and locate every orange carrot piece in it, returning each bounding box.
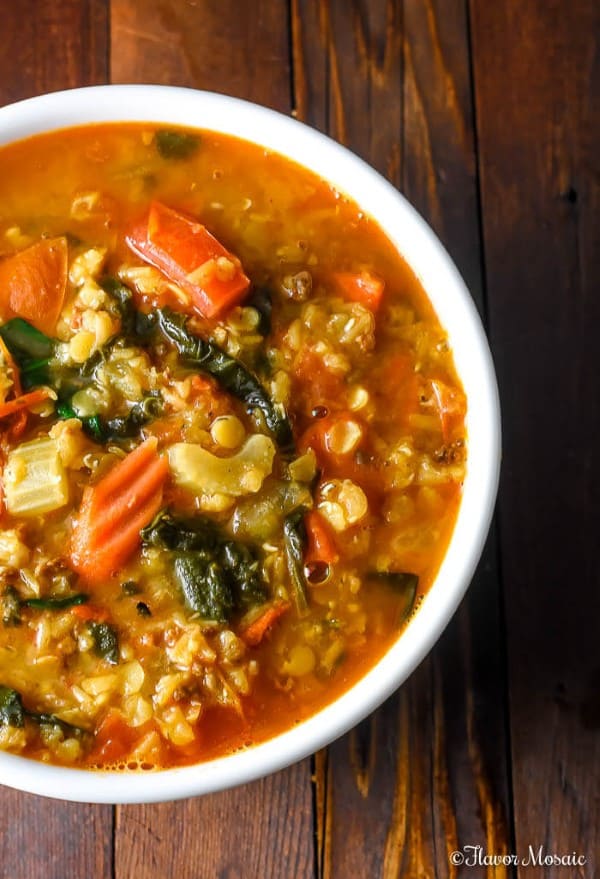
[70,438,168,584]
[0,388,51,420]
[85,488,164,582]
[331,270,385,311]
[70,604,110,623]
[430,379,467,442]
[89,710,138,765]
[304,510,339,566]
[126,202,250,318]
[0,237,68,334]
[240,602,290,647]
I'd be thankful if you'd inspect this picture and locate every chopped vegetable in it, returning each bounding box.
[0,685,24,727]
[283,508,309,613]
[331,270,384,311]
[88,621,119,665]
[366,571,419,623]
[304,510,339,566]
[0,387,52,420]
[141,510,267,619]
[70,438,169,584]
[0,684,85,735]
[0,237,68,334]
[3,437,69,516]
[127,201,250,318]
[156,307,293,448]
[0,318,55,390]
[168,434,276,497]
[23,593,88,611]
[174,554,234,622]
[155,130,200,160]
[239,602,290,647]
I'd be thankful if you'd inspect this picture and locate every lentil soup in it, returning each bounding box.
[0,125,466,769]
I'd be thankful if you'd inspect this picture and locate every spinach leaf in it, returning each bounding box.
[174,554,234,622]
[141,510,267,620]
[101,277,156,341]
[104,394,162,439]
[155,130,200,160]
[0,319,55,389]
[2,587,89,621]
[366,571,418,623]
[88,622,119,665]
[283,507,309,613]
[0,686,24,727]
[23,593,89,611]
[156,308,293,449]
[0,685,86,735]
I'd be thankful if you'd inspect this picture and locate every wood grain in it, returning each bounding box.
[115,764,314,879]
[470,0,600,874]
[0,0,108,107]
[291,2,512,876]
[110,0,291,112]
[0,4,113,879]
[0,790,113,879]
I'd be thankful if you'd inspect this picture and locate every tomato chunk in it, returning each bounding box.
[0,237,68,334]
[331,270,385,311]
[126,201,250,318]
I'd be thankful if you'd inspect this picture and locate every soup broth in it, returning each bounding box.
[0,125,466,769]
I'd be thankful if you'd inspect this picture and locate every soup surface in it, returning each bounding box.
[0,125,465,769]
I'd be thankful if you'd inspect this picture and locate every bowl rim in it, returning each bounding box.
[0,84,501,803]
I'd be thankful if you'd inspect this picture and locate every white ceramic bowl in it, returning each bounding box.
[0,85,500,803]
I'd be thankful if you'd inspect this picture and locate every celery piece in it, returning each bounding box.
[4,438,69,516]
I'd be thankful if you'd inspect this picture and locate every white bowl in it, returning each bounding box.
[0,85,501,803]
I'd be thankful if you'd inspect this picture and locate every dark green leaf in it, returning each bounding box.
[0,318,55,388]
[283,507,309,613]
[366,571,419,623]
[23,593,89,611]
[88,622,119,665]
[155,130,200,160]
[0,686,24,727]
[141,510,267,619]
[156,308,293,449]
[174,553,234,622]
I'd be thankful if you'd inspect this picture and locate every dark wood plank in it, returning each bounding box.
[115,764,314,879]
[110,0,291,111]
[470,0,600,872]
[0,0,108,106]
[0,791,113,879]
[0,4,113,878]
[291,2,512,876]
[110,4,316,876]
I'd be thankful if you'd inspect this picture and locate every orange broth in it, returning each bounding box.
[0,125,466,769]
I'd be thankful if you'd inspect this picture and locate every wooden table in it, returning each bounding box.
[0,2,597,876]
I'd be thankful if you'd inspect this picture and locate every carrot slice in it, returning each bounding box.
[0,237,68,334]
[70,604,110,623]
[331,270,385,311]
[240,602,290,647]
[304,510,339,566]
[0,388,51,420]
[70,438,168,584]
[126,202,250,318]
[430,379,467,442]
